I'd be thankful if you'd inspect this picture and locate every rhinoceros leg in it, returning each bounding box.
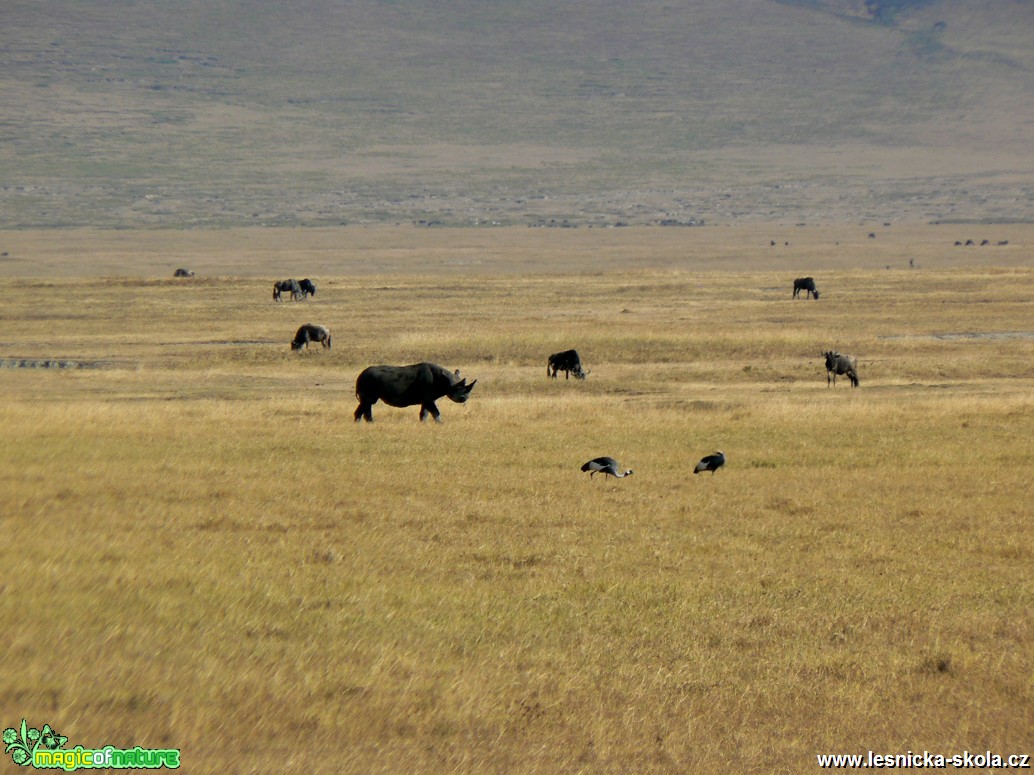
[420,402,442,423]
[354,402,374,422]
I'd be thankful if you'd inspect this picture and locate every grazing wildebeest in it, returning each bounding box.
[694,451,725,475]
[273,279,302,302]
[291,323,332,351]
[581,457,634,479]
[547,349,588,379]
[823,351,859,387]
[354,363,477,423]
[793,277,819,299]
[299,278,317,298]
[173,268,194,277]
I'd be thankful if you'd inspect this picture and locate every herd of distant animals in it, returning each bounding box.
[169,269,860,480]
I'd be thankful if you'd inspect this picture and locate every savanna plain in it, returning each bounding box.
[1,225,1031,773]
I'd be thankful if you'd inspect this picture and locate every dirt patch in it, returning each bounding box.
[0,357,129,370]
[880,331,1034,341]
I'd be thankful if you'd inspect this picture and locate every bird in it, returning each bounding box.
[581,456,634,479]
[694,450,725,475]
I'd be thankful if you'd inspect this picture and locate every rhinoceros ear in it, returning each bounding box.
[454,368,461,377]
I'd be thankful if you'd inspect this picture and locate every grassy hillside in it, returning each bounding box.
[2,0,1033,228]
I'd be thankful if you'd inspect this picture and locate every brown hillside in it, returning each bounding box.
[1,0,1032,227]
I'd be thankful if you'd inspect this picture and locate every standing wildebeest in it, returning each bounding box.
[173,267,194,278]
[354,363,477,423]
[823,351,859,387]
[298,278,317,298]
[547,349,588,379]
[793,277,819,299]
[291,323,332,351]
[273,279,302,302]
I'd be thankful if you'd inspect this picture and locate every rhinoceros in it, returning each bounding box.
[354,362,477,423]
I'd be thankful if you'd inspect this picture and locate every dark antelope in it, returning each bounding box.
[548,349,588,380]
[793,277,819,299]
[823,351,859,387]
[291,323,332,351]
[273,279,302,302]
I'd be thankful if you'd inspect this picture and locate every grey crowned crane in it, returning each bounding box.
[694,451,725,475]
[581,456,634,480]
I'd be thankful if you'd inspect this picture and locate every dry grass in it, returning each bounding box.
[0,227,1031,772]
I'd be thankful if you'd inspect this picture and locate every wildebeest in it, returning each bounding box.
[299,278,316,298]
[823,351,859,387]
[793,277,819,299]
[354,363,477,423]
[273,278,302,302]
[173,268,194,277]
[547,349,588,379]
[291,323,332,351]
[581,456,634,479]
[694,451,725,475]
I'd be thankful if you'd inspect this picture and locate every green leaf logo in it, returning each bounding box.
[3,719,66,767]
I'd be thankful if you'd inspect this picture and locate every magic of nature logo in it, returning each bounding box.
[3,719,180,770]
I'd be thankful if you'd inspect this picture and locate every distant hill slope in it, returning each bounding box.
[2,0,1032,228]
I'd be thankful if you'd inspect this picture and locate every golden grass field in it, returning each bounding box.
[1,224,1032,773]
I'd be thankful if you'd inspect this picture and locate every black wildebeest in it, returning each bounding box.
[354,363,477,423]
[291,323,332,351]
[694,451,725,475]
[793,277,819,299]
[547,349,588,379]
[581,457,634,479]
[823,351,859,387]
[273,278,302,302]
[299,278,317,298]
[173,267,194,278]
